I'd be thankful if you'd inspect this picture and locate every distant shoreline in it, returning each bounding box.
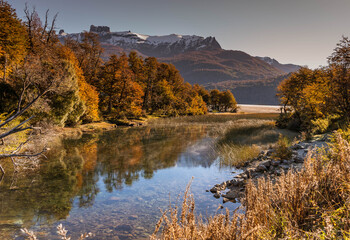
[237,104,281,113]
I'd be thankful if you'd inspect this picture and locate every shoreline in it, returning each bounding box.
[209,135,329,204]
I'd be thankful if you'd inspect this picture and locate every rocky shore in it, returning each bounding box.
[209,137,329,204]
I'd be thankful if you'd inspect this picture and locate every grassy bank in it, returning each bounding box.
[147,113,278,126]
[152,132,350,239]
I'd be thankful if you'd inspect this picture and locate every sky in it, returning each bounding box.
[10,0,350,68]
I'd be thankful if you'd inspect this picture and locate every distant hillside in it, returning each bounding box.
[160,50,284,85]
[59,25,300,105]
[207,74,291,105]
[256,56,300,74]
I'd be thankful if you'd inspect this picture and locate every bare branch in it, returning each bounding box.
[42,9,49,39]
[24,4,35,51]
[0,148,47,158]
[0,115,34,139]
[17,78,31,112]
[47,12,58,43]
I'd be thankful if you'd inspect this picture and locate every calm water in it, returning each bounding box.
[0,116,285,239]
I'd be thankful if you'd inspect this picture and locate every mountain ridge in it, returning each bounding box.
[59,25,301,104]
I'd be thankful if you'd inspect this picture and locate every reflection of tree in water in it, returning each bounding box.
[0,135,100,237]
[97,126,208,192]
[0,125,211,238]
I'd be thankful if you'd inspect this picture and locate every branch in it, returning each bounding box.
[47,12,58,43]
[42,9,49,39]
[17,79,31,113]
[11,133,34,154]
[0,116,34,139]
[0,83,50,128]
[0,148,47,158]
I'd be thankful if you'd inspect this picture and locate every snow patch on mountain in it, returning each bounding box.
[59,26,221,55]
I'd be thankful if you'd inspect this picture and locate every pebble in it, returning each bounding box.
[213,193,220,198]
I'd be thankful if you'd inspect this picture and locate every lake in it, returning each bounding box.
[0,114,293,239]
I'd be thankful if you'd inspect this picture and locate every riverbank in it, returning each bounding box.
[155,132,350,239]
[210,134,329,203]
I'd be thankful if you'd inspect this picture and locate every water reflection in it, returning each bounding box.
[0,125,225,239]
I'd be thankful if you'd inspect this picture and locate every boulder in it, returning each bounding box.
[222,190,238,200]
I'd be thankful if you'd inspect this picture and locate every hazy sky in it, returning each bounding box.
[10,0,350,68]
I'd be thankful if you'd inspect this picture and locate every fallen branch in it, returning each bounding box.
[0,115,35,139]
[0,148,47,158]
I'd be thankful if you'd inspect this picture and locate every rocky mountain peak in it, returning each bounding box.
[90,25,110,33]
[59,28,222,57]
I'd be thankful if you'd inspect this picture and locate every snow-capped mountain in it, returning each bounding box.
[59,25,221,57]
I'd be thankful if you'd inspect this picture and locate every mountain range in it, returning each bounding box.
[59,25,301,105]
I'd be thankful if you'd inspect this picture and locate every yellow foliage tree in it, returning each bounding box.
[59,47,100,122]
[0,1,27,81]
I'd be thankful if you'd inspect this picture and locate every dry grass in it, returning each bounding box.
[150,180,248,240]
[217,144,261,167]
[215,120,295,167]
[152,132,350,239]
[147,113,278,127]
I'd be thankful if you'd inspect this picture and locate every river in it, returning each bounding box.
[0,114,294,239]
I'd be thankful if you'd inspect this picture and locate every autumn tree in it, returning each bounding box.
[193,84,210,105]
[0,1,28,112]
[143,57,158,112]
[128,51,145,85]
[209,89,221,111]
[276,37,350,133]
[0,1,27,82]
[59,47,100,123]
[220,90,237,112]
[98,54,143,118]
[64,31,103,86]
[327,36,350,118]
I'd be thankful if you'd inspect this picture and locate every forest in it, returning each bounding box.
[0,1,237,130]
